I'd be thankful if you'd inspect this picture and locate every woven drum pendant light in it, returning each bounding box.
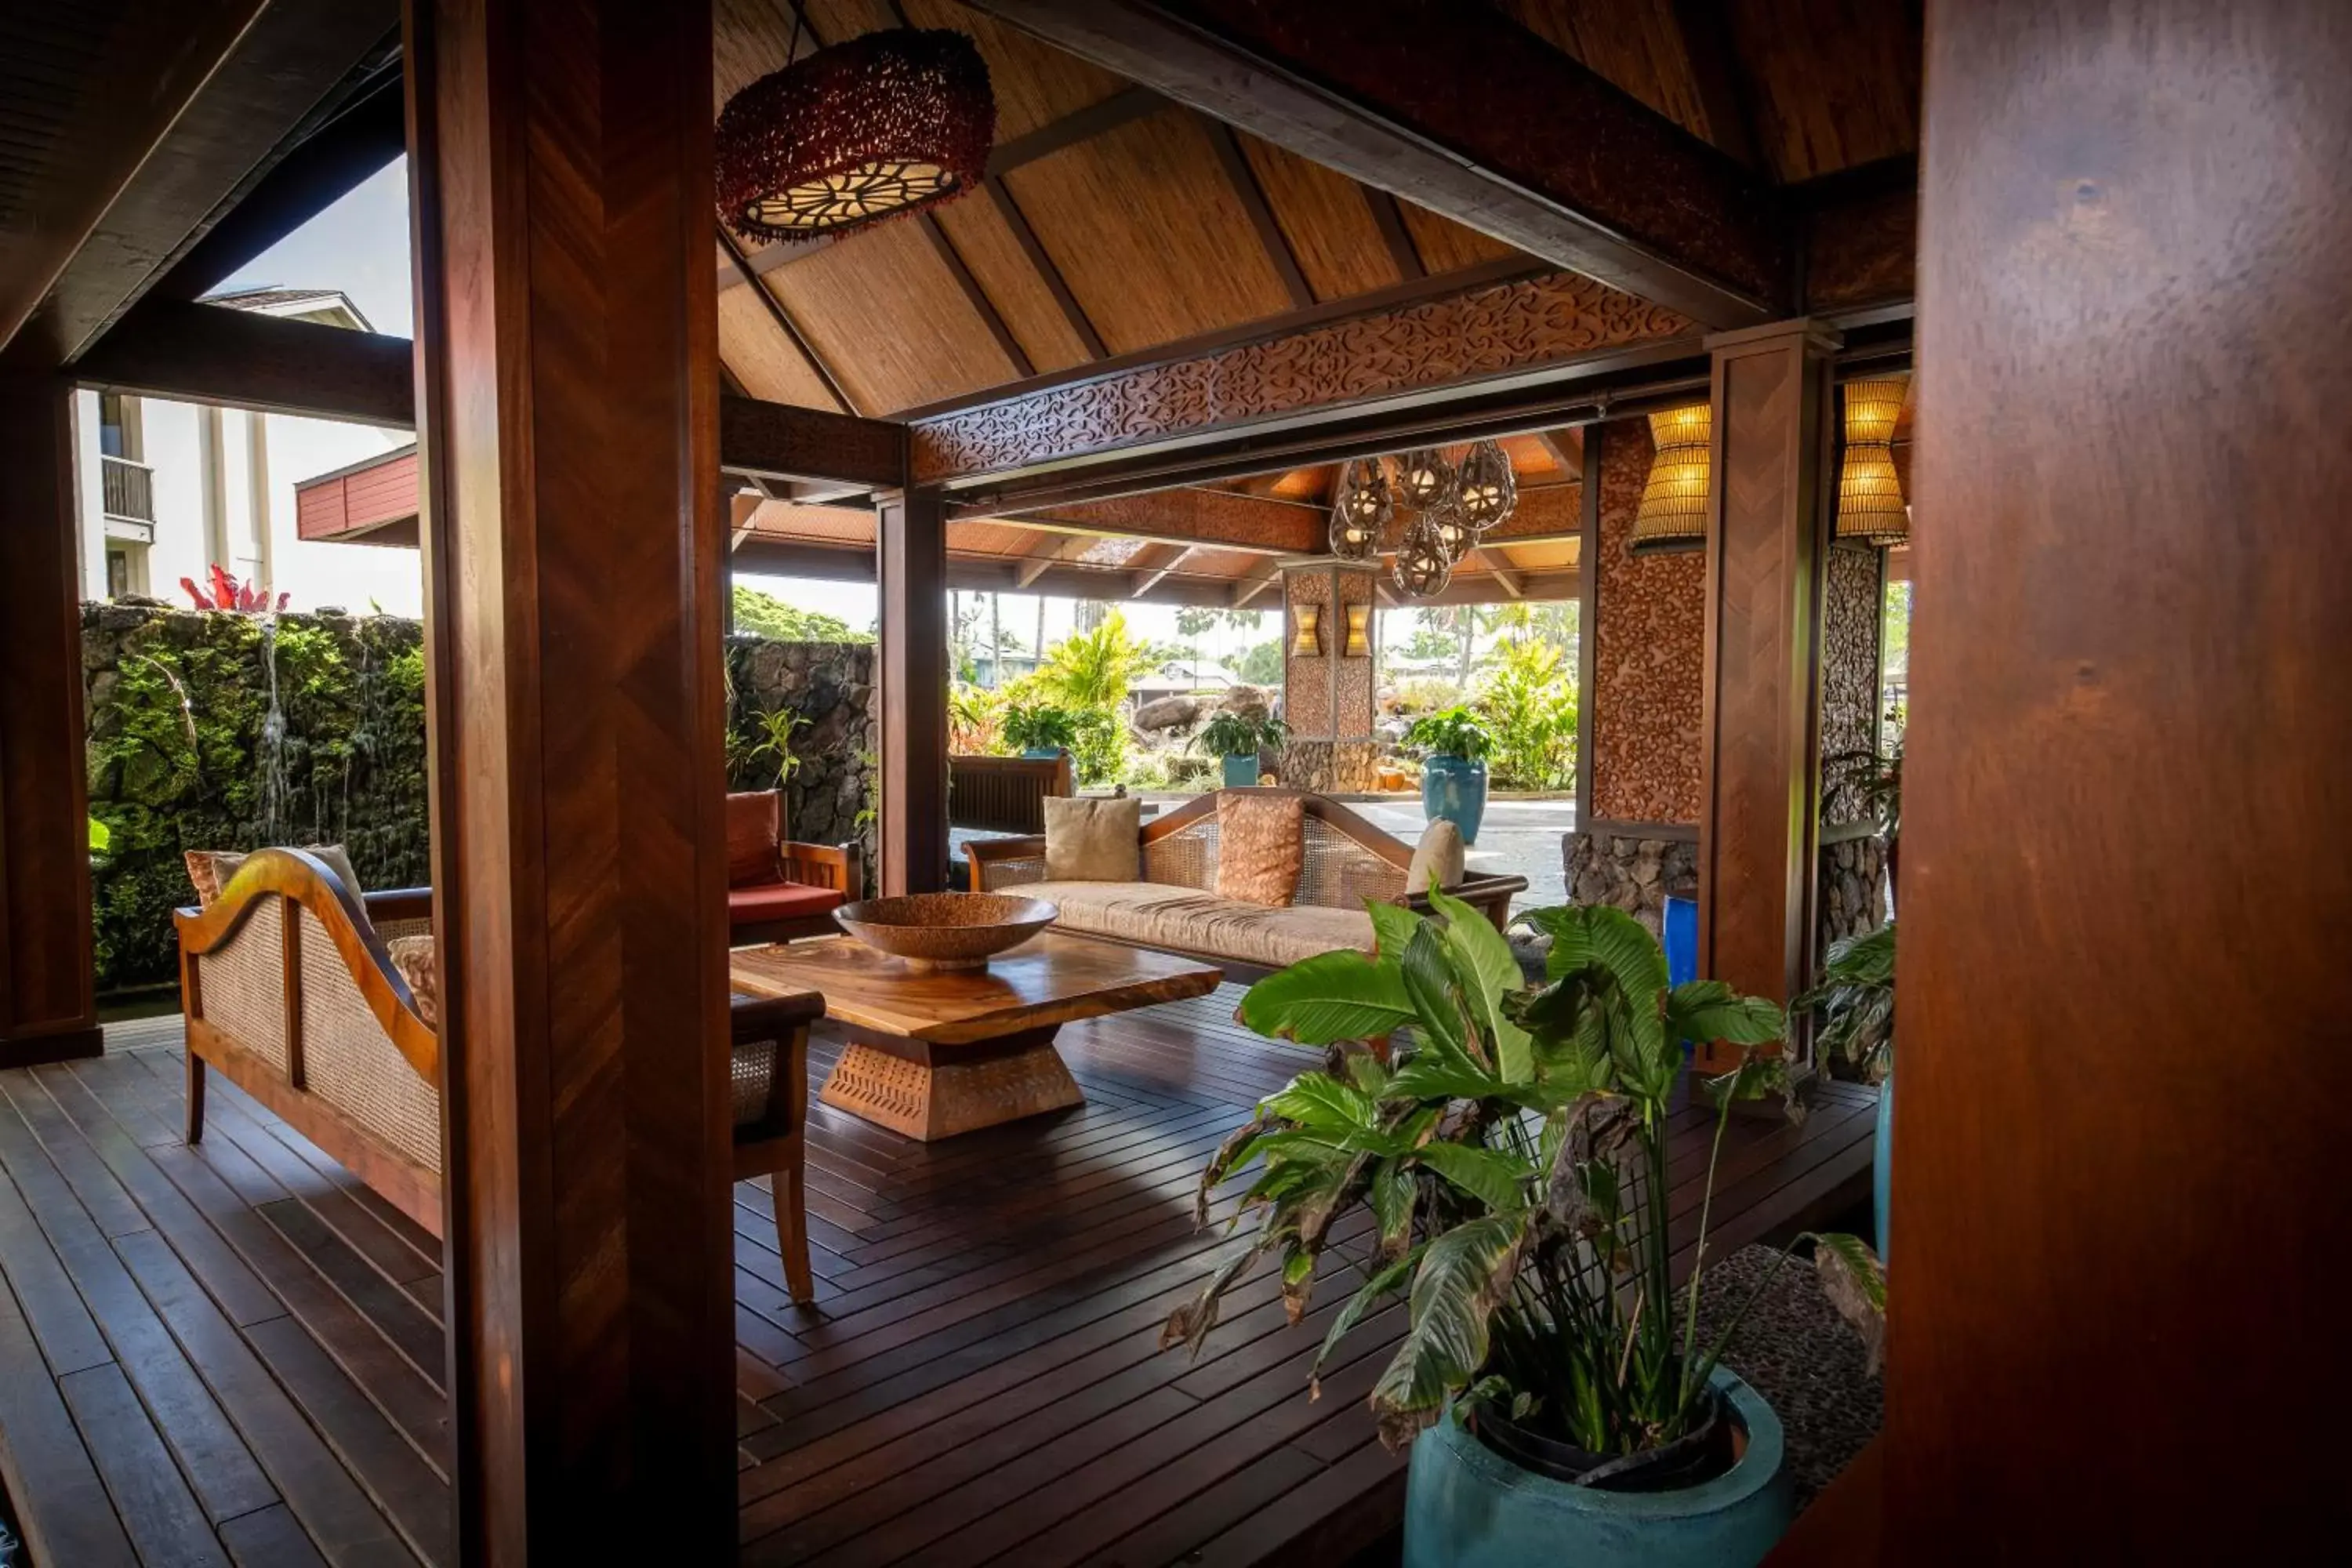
[1836,377,1910,546]
[717,22,995,243]
[1630,404,1711,554]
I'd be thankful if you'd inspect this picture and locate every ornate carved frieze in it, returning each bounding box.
[910,271,1690,482]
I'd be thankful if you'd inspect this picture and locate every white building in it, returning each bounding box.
[73,286,420,615]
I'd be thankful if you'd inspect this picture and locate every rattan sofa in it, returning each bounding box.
[964,789,1525,979]
[176,849,825,1299]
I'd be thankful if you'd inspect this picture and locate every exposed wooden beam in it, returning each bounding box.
[1536,427,1586,475]
[732,535,1258,608]
[1668,0,1765,170]
[76,299,415,426]
[717,223,858,413]
[967,0,1788,327]
[720,393,906,490]
[995,488,1321,554]
[918,212,1036,378]
[1200,118,1314,310]
[1013,532,1073,589]
[1231,561,1282,609]
[1483,549,1524,598]
[985,176,1109,361]
[1364,188,1427,281]
[1131,543,1195,597]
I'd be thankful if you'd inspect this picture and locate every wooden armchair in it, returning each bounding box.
[728,789,861,946]
[177,848,825,1300]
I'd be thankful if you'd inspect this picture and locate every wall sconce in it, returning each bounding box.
[1836,377,1909,546]
[1290,601,1323,657]
[1630,403,1711,554]
[1343,602,1371,659]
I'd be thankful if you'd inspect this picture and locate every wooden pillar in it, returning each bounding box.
[878,485,948,895]
[1875,2,2352,1559]
[0,374,101,1067]
[1693,319,1838,1062]
[1278,560,1377,794]
[404,0,733,1559]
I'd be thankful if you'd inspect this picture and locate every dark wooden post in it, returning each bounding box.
[404,0,734,1559]
[0,374,102,1068]
[1873,1,2352,1558]
[878,485,949,895]
[1693,319,1838,1065]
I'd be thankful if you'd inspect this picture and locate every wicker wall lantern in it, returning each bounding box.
[1343,602,1372,659]
[1836,377,1910,546]
[717,27,995,243]
[1630,403,1712,554]
[1330,458,1391,561]
[1395,447,1457,510]
[1455,439,1519,532]
[1290,601,1323,657]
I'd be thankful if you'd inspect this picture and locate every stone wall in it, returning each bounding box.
[1563,829,1699,936]
[1817,834,1889,955]
[723,634,877,887]
[1589,418,1707,824]
[82,602,878,995]
[1277,739,1377,794]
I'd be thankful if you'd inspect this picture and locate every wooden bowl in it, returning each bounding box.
[833,892,1059,971]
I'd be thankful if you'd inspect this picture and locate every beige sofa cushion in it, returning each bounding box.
[1043,795,1141,880]
[1405,819,1466,895]
[1024,880,1375,969]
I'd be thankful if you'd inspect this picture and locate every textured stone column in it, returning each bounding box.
[1278,560,1378,792]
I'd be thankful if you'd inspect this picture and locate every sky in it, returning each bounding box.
[216,157,1436,654]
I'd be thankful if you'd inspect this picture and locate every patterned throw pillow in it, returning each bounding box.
[1214,792,1305,908]
[1043,795,1142,881]
[387,935,439,1029]
[185,844,365,909]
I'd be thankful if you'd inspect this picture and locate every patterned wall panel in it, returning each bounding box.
[1819,543,1886,826]
[1589,418,1706,824]
[1283,568,1333,735]
[1333,568,1377,742]
[910,270,1691,481]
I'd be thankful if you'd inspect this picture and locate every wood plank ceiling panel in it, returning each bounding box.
[744,500,876,543]
[1726,0,1921,182]
[1396,200,1522,274]
[900,0,1126,140]
[717,262,846,410]
[931,194,1097,373]
[1000,107,1294,354]
[761,220,1022,412]
[1497,0,1718,145]
[1233,134,1404,302]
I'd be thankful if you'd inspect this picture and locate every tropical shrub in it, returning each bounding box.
[730,584,871,642]
[1403,707,1492,763]
[1194,710,1287,760]
[1000,702,1080,754]
[1034,608,1156,710]
[1165,897,1885,1461]
[1388,675,1467,717]
[1068,707,1127,787]
[949,681,1003,753]
[727,707,804,792]
[1475,636,1577,790]
[1793,922,1894,1084]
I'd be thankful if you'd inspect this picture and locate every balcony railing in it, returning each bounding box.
[100,453,154,524]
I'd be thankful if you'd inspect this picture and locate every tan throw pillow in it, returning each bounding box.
[1042,795,1142,881]
[1215,792,1305,908]
[387,934,439,1029]
[186,844,365,909]
[1404,818,1466,897]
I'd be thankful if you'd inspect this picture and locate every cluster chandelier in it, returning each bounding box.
[716,13,995,244]
[1328,440,1521,599]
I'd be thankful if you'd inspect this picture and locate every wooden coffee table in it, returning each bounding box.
[728,932,1221,1141]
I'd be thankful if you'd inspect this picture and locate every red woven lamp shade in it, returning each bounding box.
[717,28,994,244]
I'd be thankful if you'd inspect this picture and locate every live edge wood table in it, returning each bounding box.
[728,932,1221,1141]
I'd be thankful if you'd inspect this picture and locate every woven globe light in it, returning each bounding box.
[1836,377,1910,546]
[717,27,994,243]
[1455,439,1519,533]
[1631,404,1711,554]
[1393,515,1454,597]
[1330,458,1390,561]
[1394,447,1457,510]
[1428,501,1476,564]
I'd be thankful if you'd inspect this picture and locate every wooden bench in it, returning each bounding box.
[949,751,1075,833]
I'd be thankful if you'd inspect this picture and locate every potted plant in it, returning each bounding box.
[1001,702,1080,760]
[1794,921,1895,1258]
[1404,707,1493,844]
[1193,710,1288,788]
[1165,895,1884,1568]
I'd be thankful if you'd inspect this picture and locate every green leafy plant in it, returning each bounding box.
[1474,637,1577,790]
[1001,702,1080,754]
[1034,608,1156,710]
[1068,706,1127,787]
[1194,710,1287,760]
[1165,896,1885,1463]
[88,817,111,855]
[734,708,805,792]
[1793,922,1894,1084]
[730,585,871,643]
[1403,706,1493,764]
[949,681,1003,753]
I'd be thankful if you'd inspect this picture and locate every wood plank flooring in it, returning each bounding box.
[0,996,1875,1566]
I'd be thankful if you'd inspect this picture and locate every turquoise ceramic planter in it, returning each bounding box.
[1421,755,1488,844]
[1403,1367,1791,1568]
[1875,1072,1893,1263]
[1021,746,1063,760]
[1221,754,1261,788]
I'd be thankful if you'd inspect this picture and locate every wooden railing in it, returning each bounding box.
[948,753,1073,833]
[101,454,154,522]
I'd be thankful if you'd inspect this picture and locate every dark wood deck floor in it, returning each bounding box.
[0,994,1875,1567]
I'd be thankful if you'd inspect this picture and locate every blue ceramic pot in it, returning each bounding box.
[1403,1367,1791,1568]
[1421,755,1488,844]
[1875,1072,1893,1263]
[1221,753,1261,788]
[1021,746,1063,760]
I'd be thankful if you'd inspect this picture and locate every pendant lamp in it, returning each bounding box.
[1630,404,1711,554]
[1836,378,1910,546]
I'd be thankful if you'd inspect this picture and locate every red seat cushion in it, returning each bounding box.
[724,791,782,888]
[729,881,844,926]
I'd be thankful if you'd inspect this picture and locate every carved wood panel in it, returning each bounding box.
[1588,417,1705,825]
[910,270,1689,481]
